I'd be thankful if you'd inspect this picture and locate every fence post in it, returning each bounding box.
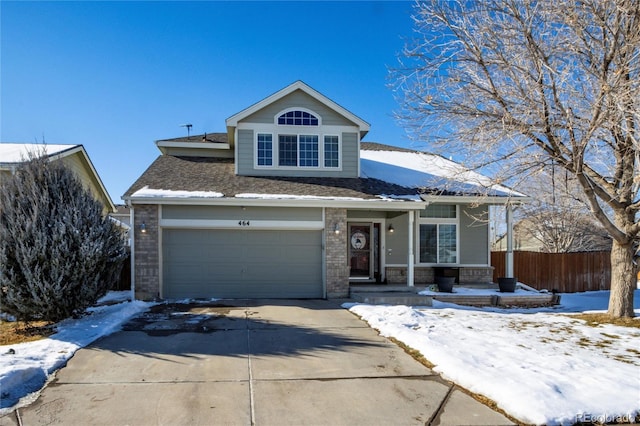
[505,204,514,278]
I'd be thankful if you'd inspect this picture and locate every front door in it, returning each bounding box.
[349,223,380,280]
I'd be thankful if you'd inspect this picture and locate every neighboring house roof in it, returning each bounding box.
[0,143,116,212]
[124,143,526,206]
[0,143,78,162]
[156,132,229,144]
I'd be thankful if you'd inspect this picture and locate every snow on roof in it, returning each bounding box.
[129,189,422,203]
[360,148,525,198]
[0,143,78,163]
[235,193,366,201]
[131,186,224,198]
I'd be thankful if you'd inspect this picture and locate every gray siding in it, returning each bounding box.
[237,128,254,174]
[385,213,410,265]
[236,130,359,178]
[341,132,359,177]
[459,205,490,265]
[235,89,360,178]
[162,205,323,221]
[347,210,388,220]
[242,90,357,126]
[382,205,490,266]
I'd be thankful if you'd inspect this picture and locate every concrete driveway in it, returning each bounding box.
[1,300,513,425]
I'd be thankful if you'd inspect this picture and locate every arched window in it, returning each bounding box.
[277,110,319,126]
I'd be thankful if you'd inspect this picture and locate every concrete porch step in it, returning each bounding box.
[350,292,433,306]
[349,285,427,293]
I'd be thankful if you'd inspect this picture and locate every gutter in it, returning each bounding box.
[121,195,428,210]
[420,194,531,205]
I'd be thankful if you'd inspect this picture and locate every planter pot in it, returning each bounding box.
[435,276,455,293]
[498,277,517,293]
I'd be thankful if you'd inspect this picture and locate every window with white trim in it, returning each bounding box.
[278,110,319,126]
[257,133,273,166]
[299,135,319,167]
[324,135,339,168]
[418,205,458,264]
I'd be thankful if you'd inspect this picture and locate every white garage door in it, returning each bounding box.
[162,229,323,299]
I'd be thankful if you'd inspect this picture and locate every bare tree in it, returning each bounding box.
[393,0,639,317]
[517,168,612,252]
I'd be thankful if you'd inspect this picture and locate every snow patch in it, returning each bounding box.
[234,193,366,201]
[345,290,640,425]
[0,297,153,413]
[361,149,524,197]
[131,185,223,198]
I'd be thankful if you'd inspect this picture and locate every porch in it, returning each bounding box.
[349,283,561,308]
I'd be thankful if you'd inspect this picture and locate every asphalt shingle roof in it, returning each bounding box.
[124,153,419,199]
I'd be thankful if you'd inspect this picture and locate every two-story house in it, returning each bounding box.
[124,81,525,300]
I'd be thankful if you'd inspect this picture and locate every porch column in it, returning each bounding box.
[407,210,415,287]
[506,204,514,278]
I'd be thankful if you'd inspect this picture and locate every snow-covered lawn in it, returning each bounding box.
[0,292,153,414]
[345,290,640,426]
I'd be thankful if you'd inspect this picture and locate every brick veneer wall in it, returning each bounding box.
[386,266,494,284]
[325,208,349,298]
[458,267,494,283]
[133,204,160,300]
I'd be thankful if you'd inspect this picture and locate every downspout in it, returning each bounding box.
[129,204,136,301]
[506,204,514,278]
[407,210,415,287]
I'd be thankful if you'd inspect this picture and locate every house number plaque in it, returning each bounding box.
[238,220,250,226]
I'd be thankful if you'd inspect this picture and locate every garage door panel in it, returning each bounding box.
[162,229,322,299]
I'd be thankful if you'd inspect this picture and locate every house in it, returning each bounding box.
[0,143,116,213]
[123,81,526,300]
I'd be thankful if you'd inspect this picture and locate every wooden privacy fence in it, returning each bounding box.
[491,251,611,293]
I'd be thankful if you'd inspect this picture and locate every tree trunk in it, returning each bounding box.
[608,240,636,318]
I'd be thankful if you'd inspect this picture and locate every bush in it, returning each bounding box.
[0,153,127,322]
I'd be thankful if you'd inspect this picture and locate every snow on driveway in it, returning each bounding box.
[345,290,640,425]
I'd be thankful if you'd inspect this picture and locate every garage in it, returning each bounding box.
[162,228,323,299]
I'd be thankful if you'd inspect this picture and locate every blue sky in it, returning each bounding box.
[1,1,417,202]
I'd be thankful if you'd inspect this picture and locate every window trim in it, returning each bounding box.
[416,205,460,265]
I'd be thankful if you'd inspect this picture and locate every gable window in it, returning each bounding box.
[257,133,273,166]
[278,110,319,126]
[254,108,340,170]
[418,205,458,264]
